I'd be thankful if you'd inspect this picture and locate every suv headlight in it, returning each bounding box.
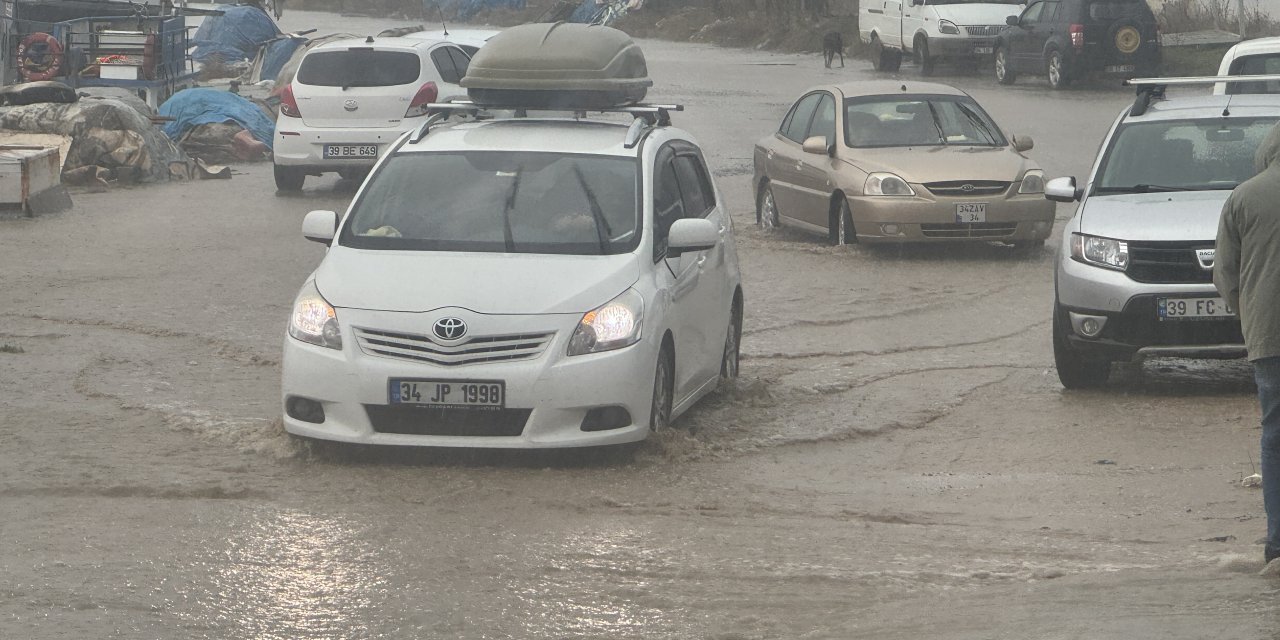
[567,289,644,356]
[864,172,916,196]
[1071,233,1129,271]
[1018,170,1046,194]
[939,20,960,35]
[289,281,343,350]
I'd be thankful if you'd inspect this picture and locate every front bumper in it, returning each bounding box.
[281,307,658,448]
[274,122,413,171]
[930,35,998,58]
[849,188,1055,243]
[1057,253,1244,361]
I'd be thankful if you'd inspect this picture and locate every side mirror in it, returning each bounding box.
[1006,14,1020,25]
[302,209,339,245]
[666,218,718,258]
[1045,176,1081,203]
[801,135,835,157]
[1011,134,1034,152]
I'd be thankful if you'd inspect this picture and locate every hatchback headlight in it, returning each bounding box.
[567,289,644,356]
[1019,170,1046,194]
[864,172,915,196]
[1071,233,1129,271]
[289,281,343,350]
[939,20,960,35]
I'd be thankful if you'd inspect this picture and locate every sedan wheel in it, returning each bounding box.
[650,343,674,430]
[757,184,780,230]
[829,197,856,246]
[1046,50,1069,89]
[720,298,742,380]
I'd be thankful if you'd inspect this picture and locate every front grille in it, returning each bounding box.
[920,222,1017,238]
[964,25,1003,37]
[365,405,531,436]
[1105,296,1242,346]
[354,327,555,366]
[924,180,1009,196]
[1126,241,1214,284]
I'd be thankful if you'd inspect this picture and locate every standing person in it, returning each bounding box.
[1215,124,1280,568]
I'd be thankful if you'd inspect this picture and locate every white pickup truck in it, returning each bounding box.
[860,0,1023,74]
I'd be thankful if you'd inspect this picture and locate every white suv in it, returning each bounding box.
[281,106,744,448]
[272,36,473,191]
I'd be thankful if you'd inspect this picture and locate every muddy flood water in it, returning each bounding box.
[1,9,1277,639]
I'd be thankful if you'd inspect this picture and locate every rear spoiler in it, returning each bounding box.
[1124,75,1280,116]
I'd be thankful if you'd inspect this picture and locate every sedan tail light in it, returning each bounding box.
[404,82,439,118]
[1069,24,1085,50]
[280,83,302,118]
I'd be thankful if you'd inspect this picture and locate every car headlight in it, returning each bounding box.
[1071,233,1129,271]
[567,289,644,356]
[1019,169,1046,194]
[864,172,916,196]
[289,281,343,350]
[939,20,960,35]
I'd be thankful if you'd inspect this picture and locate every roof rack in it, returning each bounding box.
[1124,74,1280,116]
[408,101,684,146]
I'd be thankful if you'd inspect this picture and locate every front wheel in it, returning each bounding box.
[995,47,1017,84]
[721,297,742,380]
[274,164,305,192]
[650,342,675,430]
[914,36,935,76]
[1046,50,1070,89]
[1053,302,1111,389]
[829,196,856,246]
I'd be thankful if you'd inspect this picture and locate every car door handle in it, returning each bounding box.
[766,149,775,160]
[696,255,707,269]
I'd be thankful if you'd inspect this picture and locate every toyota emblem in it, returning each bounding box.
[433,317,467,341]
[343,99,359,112]
[960,183,976,192]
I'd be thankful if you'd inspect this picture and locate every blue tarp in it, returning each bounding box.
[259,37,306,82]
[159,88,276,150]
[192,5,281,63]
[435,0,526,21]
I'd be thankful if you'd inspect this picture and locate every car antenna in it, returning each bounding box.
[366,35,374,43]
[1223,94,1234,117]
[901,84,907,92]
[438,4,449,36]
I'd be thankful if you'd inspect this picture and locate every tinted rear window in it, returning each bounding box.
[1227,54,1280,93]
[297,50,421,87]
[1086,0,1149,21]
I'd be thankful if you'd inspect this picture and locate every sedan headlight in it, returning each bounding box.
[289,281,343,350]
[1071,233,1129,271]
[939,20,960,35]
[1018,169,1046,194]
[567,289,644,356]
[864,172,916,196]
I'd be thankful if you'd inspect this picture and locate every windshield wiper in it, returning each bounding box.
[955,102,999,145]
[572,165,611,255]
[924,101,947,145]
[1127,184,1193,192]
[501,170,521,253]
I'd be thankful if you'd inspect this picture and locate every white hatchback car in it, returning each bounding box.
[281,108,743,448]
[273,35,474,191]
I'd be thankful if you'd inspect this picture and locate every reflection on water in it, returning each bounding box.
[187,508,390,639]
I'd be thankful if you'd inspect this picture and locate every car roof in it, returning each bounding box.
[400,118,650,157]
[311,35,445,52]
[1125,93,1280,122]
[1222,36,1280,60]
[405,29,501,46]
[831,80,968,99]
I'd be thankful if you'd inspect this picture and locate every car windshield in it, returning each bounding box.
[1093,117,1277,194]
[1226,54,1280,93]
[845,95,1007,148]
[340,151,640,255]
[297,49,421,87]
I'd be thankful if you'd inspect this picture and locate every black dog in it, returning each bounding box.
[823,32,844,68]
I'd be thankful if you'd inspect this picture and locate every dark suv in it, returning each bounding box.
[993,0,1160,89]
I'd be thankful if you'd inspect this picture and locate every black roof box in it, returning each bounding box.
[460,23,652,109]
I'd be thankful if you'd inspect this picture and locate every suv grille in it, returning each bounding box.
[366,405,530,436]
[964,25,1002,37]
[354,327,555,366]
[920,222,1017,238]
[1126,241,1214,284]
[924,180,1010,196]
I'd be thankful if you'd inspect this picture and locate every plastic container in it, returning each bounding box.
[461,23,652,108]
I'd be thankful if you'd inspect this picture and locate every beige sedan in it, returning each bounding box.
[752,80,1054,247]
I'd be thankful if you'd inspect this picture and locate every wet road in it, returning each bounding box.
[1,10,1277,639]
